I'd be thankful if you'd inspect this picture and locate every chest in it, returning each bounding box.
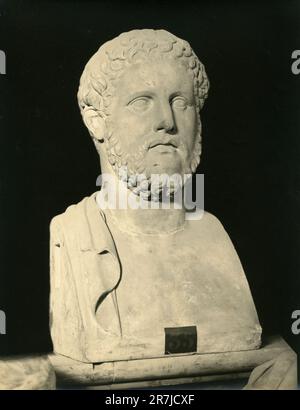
[109,232,236,333]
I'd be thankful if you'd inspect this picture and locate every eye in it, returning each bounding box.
[171,96,188,110]
[128,97,152,113]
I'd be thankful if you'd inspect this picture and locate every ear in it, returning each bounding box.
[82,108,106,143]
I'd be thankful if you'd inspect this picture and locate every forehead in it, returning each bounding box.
[113,58,194,98]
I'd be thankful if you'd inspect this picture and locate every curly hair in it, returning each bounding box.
[77,29,209,119]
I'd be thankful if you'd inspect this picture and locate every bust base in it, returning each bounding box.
[49,335,297,390]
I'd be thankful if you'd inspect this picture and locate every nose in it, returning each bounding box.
[154,100,176,134]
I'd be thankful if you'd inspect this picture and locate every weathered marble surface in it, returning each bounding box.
[0,355,55,390]
[49,336,296,390]
[244,348,297,390]
[50,193,261,362]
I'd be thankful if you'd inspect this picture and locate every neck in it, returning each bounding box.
[104,203,185,236]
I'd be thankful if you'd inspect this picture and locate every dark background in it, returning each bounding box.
[0,0,299,369]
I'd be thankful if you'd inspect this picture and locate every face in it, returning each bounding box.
[106,58,200,180]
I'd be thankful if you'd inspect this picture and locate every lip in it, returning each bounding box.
[150,145,177,155]
[149,140,178,149]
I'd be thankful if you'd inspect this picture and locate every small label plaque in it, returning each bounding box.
[165,326,197,354]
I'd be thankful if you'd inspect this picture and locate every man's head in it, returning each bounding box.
[78,29,209,200]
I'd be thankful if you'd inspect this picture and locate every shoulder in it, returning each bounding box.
[186,210,235,248]
[185,210,243,269]
[186,210,227,233]
[49,192,109,253]
[49,192,98,237]
[50,193,98,226]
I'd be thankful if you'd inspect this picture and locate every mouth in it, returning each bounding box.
[149,140,178,150]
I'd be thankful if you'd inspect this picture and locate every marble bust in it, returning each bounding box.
[49,29,262,363]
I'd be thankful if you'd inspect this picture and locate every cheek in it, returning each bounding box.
[178,110,198,150]
[114,111,153,151]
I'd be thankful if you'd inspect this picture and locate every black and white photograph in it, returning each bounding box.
[0,0,299,393]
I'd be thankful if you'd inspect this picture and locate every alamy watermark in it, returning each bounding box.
[0,310,6,334]
[0,50,6,75]
[291,50,300,75]
[291,310,300,335]
[96,169,204,220]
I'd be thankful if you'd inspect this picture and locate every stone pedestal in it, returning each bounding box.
[49,336,297,390]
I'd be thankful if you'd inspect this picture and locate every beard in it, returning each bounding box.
[104,130,202,202]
